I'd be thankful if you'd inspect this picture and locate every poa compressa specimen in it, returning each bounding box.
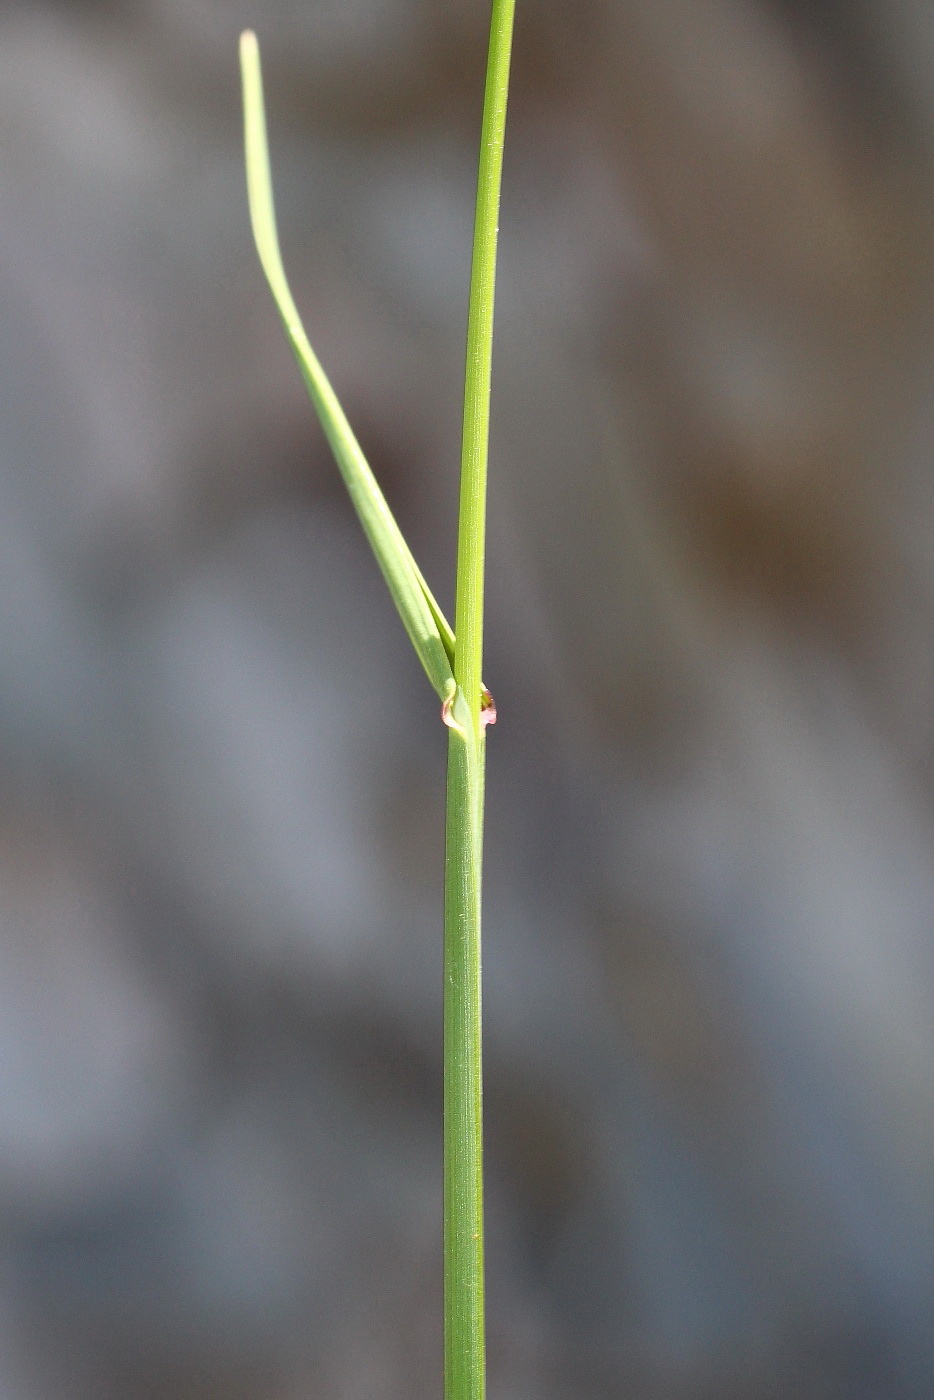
[240,4,515,1395]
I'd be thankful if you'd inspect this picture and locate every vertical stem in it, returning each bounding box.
[454,0,516,735]
[444,708,485,1400]
[444,4,515,1400]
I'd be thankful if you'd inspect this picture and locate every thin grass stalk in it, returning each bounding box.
[444,4,516,1399]
[240,10,515,1392]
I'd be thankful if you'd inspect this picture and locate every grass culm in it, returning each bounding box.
[240,4,516,1396]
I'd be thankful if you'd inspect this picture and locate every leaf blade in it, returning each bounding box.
[240,30,454,698]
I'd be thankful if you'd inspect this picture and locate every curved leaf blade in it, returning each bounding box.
[240,30,454,698]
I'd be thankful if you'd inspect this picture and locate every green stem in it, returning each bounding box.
[444,3,515,1399]
[454,0,515,736]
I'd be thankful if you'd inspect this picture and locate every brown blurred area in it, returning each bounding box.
[1,0,934,1395]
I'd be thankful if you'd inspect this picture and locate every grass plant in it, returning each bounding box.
[240,5,516,1396]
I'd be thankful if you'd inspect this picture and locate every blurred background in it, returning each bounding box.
[1,0,934,1395]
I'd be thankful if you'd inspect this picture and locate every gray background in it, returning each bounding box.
[1,1,934,1395]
